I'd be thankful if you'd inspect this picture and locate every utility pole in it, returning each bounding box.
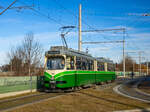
[147,60,149,75]
[78,4,82,51]
[138,51,145,76]
[0,0,17,15]
[123,29,126,77]
[139,51,141,76]
[133,62,135,72]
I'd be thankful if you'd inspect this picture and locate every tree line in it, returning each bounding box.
[116,56,149,73]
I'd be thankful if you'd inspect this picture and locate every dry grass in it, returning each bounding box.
[138,81,150,94]
[7,86,150,112]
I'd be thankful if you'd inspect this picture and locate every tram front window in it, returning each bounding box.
[47,57,65,70]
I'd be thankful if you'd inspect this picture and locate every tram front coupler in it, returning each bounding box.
[49,76,56,89]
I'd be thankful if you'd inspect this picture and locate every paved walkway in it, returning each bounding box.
[114,77,150,103]
[0,89,36,98]
[114,108,150,112]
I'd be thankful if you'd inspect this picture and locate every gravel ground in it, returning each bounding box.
[6,83,150,112]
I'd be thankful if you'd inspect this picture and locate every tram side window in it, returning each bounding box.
[66,56,74,70]
[76,57,94,70]
[82,61,86,70]
[108,63,115,71]
[97,62,104,71]
[76,57,81,70]
[88,60,94,70]
[81,58,87,70]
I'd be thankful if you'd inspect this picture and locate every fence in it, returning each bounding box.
[116,71,147,77]
[0,76,43,94]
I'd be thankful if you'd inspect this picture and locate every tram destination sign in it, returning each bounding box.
[48,51,60,54]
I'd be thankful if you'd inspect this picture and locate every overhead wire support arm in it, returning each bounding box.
[82,28,125,33]
[82,41,123,44]
[0,0,17,15]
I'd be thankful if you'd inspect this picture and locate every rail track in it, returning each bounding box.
[0,92,64,112]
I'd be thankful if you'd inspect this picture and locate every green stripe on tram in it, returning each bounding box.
[44,70,116,89]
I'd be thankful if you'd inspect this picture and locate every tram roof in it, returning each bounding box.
[45,46,95,60]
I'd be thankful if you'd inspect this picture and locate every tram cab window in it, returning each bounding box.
[47,57,65,70]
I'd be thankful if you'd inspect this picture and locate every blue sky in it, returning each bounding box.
[0,0,150,65]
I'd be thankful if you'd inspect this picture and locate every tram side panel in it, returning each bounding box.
[95,71,116,83]
[55,71,76,88]
[76,71,95,87]
[54,71,96,88]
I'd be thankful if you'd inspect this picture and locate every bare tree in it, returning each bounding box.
[118,56,136,72]
[22,32,43,76]
[8,32,43,76]
[7,46,23,75]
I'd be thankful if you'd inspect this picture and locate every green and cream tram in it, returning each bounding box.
[44,46,116,90]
